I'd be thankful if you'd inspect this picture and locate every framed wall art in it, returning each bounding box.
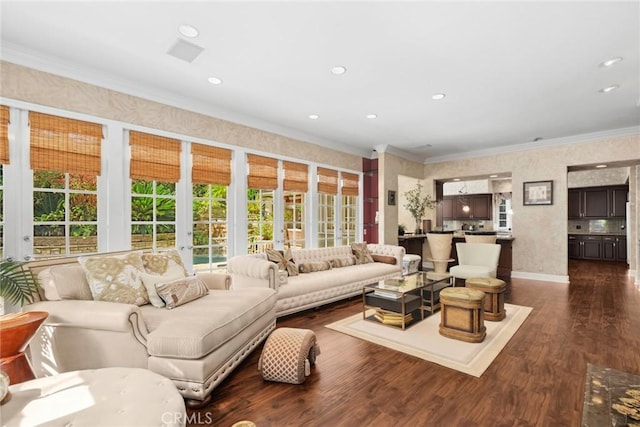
[523,180,553,206]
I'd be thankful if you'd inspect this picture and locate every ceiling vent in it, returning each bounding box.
[167,39,204,63]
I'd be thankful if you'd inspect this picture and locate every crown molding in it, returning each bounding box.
[1,42,371,159]
[373,144,426,163]
[422,127,640,164]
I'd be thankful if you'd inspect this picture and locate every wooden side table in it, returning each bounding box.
[0,311,48,385]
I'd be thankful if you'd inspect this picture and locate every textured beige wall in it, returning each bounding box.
[0,61,362,171]
[419,135,639,279]
[568,167,630,188]
[378,152,424,244]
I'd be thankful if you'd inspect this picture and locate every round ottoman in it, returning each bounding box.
[465,277,507,321]
[258,327,320,384]
[2,367,186,426]
[439,287,486,343]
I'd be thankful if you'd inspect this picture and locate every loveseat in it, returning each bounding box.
[21,250,277,407]
[228,243,405,316]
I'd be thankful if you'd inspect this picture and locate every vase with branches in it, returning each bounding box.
[403,181,436,234]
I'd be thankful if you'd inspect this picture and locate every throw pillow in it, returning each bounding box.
[155,275,209,309]
[351,242,374,265]
[329,256,357,268]
[266,248,299,276]
[141,249,188,276]
[140,269,187,308]
[78,251,148,306]
[298,260,332,274]
[371,254,397,265]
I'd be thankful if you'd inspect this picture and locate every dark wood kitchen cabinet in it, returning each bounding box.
[568,186,628,219]
[443,194,492,220]
[569,234,626,262]
[603,236,627,261]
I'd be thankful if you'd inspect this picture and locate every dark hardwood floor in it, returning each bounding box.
[188,260,640,426]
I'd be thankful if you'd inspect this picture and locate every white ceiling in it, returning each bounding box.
[1,1,639,162]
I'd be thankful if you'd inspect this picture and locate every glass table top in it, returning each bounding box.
[367,272,450,294]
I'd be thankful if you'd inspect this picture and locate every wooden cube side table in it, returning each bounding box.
[0,311,48,384]
[439,288,486,343]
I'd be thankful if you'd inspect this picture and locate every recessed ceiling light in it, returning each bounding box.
[207,76,223,85]
[331,66,347,75]
[600,57,623,67]
[366,114,377,119]
[533,137,543,142]
[432,93,446,100]
[595,164,608,168]
[599,85,620,93]
[489,174,498,178]
[453,178,460,182]
[308,114,319,120]
[179,24,199,38]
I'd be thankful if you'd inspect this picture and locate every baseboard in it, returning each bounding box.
[511,271,570,283]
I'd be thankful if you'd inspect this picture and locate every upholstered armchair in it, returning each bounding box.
[449,243,501,285]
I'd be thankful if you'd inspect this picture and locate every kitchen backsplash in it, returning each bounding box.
[568,219,626,234]
[443,220,496,231]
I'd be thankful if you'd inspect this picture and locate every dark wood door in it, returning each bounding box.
[568,190,582,219]
[602,238,616,261]
[610,187,628,218]
[442,198,454,220]
[471,195,491,220]
[617,237,627,261]
[568,236,581,259]
[582,238,602,260]
[583,188,608,218]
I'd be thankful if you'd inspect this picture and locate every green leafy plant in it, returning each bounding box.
[0,260,38,307]
[403,181,436,229]
[398,224,406,235]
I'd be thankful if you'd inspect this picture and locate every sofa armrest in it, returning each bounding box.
[197,272,231,290]
[367,244,406,266]
[227,254,278,290]
[24,300,149,341]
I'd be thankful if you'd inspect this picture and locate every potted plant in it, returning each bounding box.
[398,224,406,236]
[403,181,436,234]
[0,259,38,315]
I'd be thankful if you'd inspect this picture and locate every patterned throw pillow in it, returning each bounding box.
[351,242,374,265]
[155,275,209,309]
[266,248,299,276]
[140,269,187,308]
[329,256,357,268]
[298,261,332,274]
[141,249,188,276]
[78,251,149,306]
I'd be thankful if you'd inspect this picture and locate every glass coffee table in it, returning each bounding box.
[362,272,452,329]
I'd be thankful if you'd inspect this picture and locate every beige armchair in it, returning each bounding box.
[449,243,501,285]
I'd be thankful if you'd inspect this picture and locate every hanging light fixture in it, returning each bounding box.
[458,184,470,212]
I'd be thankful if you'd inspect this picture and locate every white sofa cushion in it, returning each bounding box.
[142,287,277,359]
[38,264,94,301]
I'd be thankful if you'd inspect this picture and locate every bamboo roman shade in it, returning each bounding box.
[191,144,232,185]
[341,172,359,196]
[317,167,338,194]
[0,105,9,165]
[247,154,278,190]
[29,111,103,175]
[129,131,181,182]
[283,161,308,192]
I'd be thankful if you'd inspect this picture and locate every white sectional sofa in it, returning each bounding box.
[21,251,277,407]
[228,244,405,316]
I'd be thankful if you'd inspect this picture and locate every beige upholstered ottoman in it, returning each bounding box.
[258,327,320,384]
[2,367,186,426]
[465,277,507,321]
[439,287,486,343]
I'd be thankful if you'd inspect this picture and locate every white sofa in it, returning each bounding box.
[228,244,405,317]
[21,251,277,407]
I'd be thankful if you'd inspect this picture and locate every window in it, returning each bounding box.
[317,167,338,248]
[341,172,359,245]
[283,161,308,249]
[129,131,180,251]
[496,196,512,231]
[29,112,103,257]
[0,105,8,258]
[191,144,231,271]
[247,154,277,254]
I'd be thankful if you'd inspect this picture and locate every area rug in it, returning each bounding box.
[325,303,532,377]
